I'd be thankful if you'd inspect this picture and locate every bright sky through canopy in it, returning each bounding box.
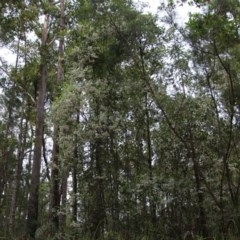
[142,0,200,23]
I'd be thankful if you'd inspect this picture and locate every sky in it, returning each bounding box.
[141,0,200,22]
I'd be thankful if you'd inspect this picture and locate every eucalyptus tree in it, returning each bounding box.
[0,2,39,237]
[0,0,70,238]
[0,77,26,238]
[183,0,240,236]
[0,61,39,239]
[52,1,167,239]
[26,2,52,237]
[49,0,66,237]
[5,0,240,239]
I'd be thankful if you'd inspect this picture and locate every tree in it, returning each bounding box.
[2,0,240,239]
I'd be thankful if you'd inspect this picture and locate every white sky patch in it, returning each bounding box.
[0,48,16,66]
[176,3,202,24]
[136,0,201,24]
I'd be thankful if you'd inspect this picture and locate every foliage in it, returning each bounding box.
[2,0,240,239]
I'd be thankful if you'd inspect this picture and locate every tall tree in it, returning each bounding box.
[49,0,65,237]
[27,11,48,238]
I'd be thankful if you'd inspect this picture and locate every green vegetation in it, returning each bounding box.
[1,0,240,239]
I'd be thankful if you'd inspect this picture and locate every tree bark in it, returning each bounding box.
[0,107,12,205]
[91,138,105,240]
[9,113,28,235]
[27,13,48,239]
[50,0,65,236]
[59,169,68,240]
[145,95,157,237]
[189,129,207,238]
[50,131,60,231]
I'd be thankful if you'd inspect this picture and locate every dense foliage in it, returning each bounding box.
[1,0,240,239]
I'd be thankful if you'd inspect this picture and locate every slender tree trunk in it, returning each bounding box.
[72,114,80,224]
[145,95,157,238]
[27,14,48,239]
[59,168,69,240]
[109,133,120,232]
[65,115,80,239]
[9,114,28,235]
[50,0,65,235]
[192,158,207,237]
[72,161,78,223]
[92,138,105,240]
[50,132,60,231]
[0,108,12,204]
[189,130,207,238]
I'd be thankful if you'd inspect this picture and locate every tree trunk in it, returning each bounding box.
[91,138,105,240]
[189,130,207,238]
[59,168,69,240]
[0,108,12,204]
[9,114,28,235]
[145,96,157,238]
[72,161,78,223]
[27,13,48,239]
[109,133,120,232]
[50,0,65,235]
[50,132,60,232]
